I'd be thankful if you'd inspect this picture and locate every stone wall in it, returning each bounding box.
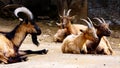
[88,0,120,25]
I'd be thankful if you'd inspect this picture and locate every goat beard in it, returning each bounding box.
[31,34,39,46]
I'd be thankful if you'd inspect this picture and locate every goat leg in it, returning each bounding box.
[19,49,48,55]
[7,56,28,64]
[23,49,48,54]
[0,53,8,64]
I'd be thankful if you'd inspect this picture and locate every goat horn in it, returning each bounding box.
[63,9,66,16]
[81,19,92,28]
[14,7,33,22]
[67,9,71,16]
[100,17,106,23]
[87,17,94,27]
[93,17,103,23]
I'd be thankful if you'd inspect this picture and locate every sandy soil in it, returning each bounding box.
[0,18,120,68]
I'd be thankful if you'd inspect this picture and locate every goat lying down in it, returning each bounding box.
[53,23,67,42]
[61,18,98,54]
[72,17,113,55]
[54,24,87,42]
[0,7,48,64]
[86,18,114,55]
[55,11,114,55]
[54,9,87,42]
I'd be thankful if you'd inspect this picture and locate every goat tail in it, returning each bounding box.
[14,7,33,21]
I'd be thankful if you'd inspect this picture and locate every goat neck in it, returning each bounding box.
[5,23,28,50]
[66,20,77,35]
[87,35,102,51]
[87,28,111,52]
[89,29,110,51]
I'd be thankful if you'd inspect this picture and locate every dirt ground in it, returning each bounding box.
[0,18,120,68]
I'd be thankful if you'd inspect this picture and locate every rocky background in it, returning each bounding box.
[88,0,120,25]
[0,0,120,25]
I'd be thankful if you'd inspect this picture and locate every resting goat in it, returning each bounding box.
[86,18,114,55]
[53,23,68,42]
[0,7,48,64]
[54,9,86,42]
[61,18,98,54]
[59,9,80,35]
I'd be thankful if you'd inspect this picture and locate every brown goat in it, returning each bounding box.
[54,9,87,42]
[86,18,114,55]
[0,7,48,64]
[59,9,80,35]
[61,18,98,54]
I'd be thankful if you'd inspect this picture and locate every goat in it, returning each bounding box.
[86,18,114,55]
[59,9,80,35]
[54,9,87,42]
[61,18,98,54]
[0,7,48,64]
[53,23,68,42]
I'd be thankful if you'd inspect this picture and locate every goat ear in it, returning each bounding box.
[72,16,76,19]
[56,23,62,29]
[59,15,63,19]
[69,16,75,20]
[56,23,60,26]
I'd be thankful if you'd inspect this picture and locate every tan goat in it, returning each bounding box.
[61,18,98,54]
[59,9,79,35]
[54,9,87,42]
[53,23,68,42]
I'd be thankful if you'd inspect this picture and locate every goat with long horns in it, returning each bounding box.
[0,7,48,64]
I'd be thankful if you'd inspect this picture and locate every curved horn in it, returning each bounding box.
[93,17,103,23]
[14,7,33,22]
[67,9,71,16]
[87,17,94,27]
[81,19,92,28]
[100,17,106,23]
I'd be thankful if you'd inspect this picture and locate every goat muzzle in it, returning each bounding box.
[93,37,99,42]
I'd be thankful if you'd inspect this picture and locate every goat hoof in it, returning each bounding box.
[21,56,28,61]
[42,49,48,54]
